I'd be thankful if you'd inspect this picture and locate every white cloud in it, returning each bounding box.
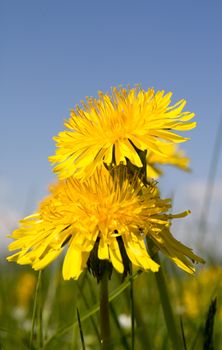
[185,179,222,202]
[0,177,23,251]
[0,207,21,234]
[172,179,222,256]
[178,179,222,223]
[0,207,22,250]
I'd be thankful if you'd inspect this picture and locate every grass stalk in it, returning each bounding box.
[76,308,86,350]
[77,280,100,342]
[30,270,42,348]
[153,254,183,350]
[180,317,187,350]
[100,267,111,350]
[130,278,135,350]
[123,275,151,349]
[198,116,222,239]
[203,298,217,350]
[37,272,43,348]
[109,302,130,350]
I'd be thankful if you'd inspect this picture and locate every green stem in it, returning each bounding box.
[100,267,111,350]
[43,271,141,349]
[37,271,43,348]
[130,278,135,350]
[154,254,183,350]
[30,270,42,348]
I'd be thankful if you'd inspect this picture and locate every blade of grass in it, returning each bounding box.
[109,302,130,350]
[76,308,86,350]
[203,298,217,350]
[99,266,111,350]
[153,253,183,350]
[130,278,135,350]
[198,116,222,239]
[42,265,60,339]
[43,270,141,348]
[37,271,43,349]
[30,270,42,348]
[71,320,78,350]
[180,317,187,350]
[133,298,151,349]
[122,274,151,349]
[76,280,100,342]
[190,323,203,350]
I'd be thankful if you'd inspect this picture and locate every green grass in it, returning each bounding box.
[1,257,222,349]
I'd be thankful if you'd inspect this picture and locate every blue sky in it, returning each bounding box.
[1,1,222,251]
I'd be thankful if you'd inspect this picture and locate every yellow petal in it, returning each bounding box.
[62,242,90,280]
[98,239,109,260]
[123,235,159,272]
[109,239,124,273]
[32,248,63,270]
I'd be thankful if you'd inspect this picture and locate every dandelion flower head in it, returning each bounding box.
[7,167,203,280]
[49,86,196,180]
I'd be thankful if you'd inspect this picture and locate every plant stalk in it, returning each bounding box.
[100,267,111,350]
[154,253,183,350]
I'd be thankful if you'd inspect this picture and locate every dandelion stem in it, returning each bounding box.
[43,271,141,348]
[100,264,111,350]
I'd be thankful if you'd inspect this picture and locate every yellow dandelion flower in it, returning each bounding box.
[49,86,196,180]
[147,142,190,179]
[7,167,203,280]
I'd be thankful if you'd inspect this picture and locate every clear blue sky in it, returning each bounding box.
[1,1,222,250]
